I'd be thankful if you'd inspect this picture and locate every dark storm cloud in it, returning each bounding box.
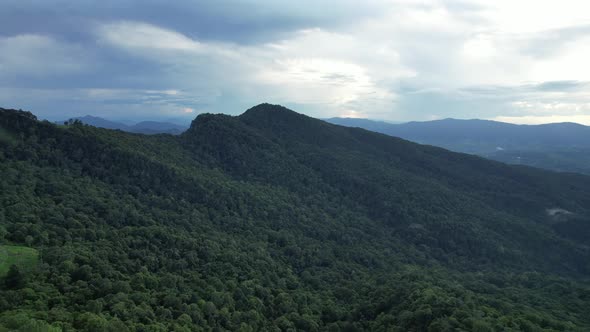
[0,0,383,44]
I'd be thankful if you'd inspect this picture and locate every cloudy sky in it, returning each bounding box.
[2,0,590,124]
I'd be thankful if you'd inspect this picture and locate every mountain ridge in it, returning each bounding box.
[327,116,590,174]
[57,115,188,135]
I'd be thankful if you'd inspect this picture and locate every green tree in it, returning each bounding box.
[4,264,25,289]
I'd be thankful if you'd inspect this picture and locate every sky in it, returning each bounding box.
[2,0,590,125]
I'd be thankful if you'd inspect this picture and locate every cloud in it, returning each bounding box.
[493,114,590,126]
[94,22,411,118]
[252,28,413,118]
[0,34,89,77]
[98,22,203,51]
[2,1,590,124]
[0,0,389,45]
[0,87,206,121]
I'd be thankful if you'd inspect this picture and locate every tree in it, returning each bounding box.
[0,225,7,240]
[5,264,25,289]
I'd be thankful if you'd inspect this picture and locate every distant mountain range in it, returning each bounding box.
[58,115,188,135]
[327,117,590,174]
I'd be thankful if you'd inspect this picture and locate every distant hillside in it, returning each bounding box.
[327,117,590,174]
[63,115,130,131]
[59,115,188,135]
[325,117,401,133]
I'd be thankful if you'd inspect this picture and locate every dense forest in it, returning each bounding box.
[1,104,590,331]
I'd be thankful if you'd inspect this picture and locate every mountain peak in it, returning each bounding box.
[239,103,306,122]
[186,104,349,147]
[239,103,334,140]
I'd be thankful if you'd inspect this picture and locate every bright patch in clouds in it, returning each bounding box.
[483,0,590,33]
[257,57,394,111]
[339,109,366,118]
[99,22,203,51]
[462,35,496,60]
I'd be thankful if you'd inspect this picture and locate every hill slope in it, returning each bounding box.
[1,105,590,331]
[327,117,590,174]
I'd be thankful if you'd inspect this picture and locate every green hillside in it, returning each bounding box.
[0,105,589,331]
[0,245,38,277]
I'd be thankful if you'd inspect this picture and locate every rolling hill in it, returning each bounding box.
[1,104,590,331]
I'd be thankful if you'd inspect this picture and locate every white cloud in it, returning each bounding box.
[253,28,413,117]
[98,21,202,51]
[479,0,590,34]
[462,34,497,60]
[97,21,240,59]
[92,9,590,121]
[493,114,590,126]
[95,22,412,118]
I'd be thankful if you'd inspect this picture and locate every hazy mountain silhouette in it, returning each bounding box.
[327,117,590,174]
[58,115,188,134]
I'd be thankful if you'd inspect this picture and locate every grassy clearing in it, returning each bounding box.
[0,245,38,277]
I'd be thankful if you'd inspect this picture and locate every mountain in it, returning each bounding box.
[1,104,590,331]
[59,115,188,134]
[325,117,401,133]
[327,117,590,174]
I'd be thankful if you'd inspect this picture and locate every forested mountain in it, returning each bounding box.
[1,104,590,331]
[327,117,590,174]
[58,116,188,135]
[62,116,130,131]
[131,121,187,135]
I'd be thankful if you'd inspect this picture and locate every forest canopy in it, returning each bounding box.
[1,105,589,331]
